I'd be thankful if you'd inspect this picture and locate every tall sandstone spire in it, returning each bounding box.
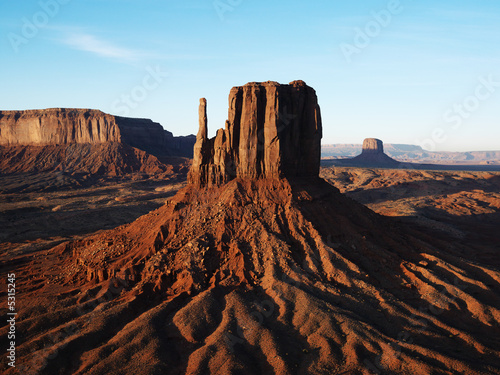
[188,80,322,186]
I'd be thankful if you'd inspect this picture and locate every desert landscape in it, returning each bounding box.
[0,81,499,375]
[2,2,500,375]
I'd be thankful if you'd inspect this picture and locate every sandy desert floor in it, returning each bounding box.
[0,172,187,257]
[1,167,499,374]
[2,162,498,260]
[2,166,499,277]
[320,167,500,268]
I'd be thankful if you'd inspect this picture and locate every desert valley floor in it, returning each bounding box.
[1,165,500,374]
[2,166,499,267]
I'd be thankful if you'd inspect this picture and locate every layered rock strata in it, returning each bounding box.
[0,108,195,157]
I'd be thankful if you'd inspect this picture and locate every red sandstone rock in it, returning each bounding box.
[188,81,322,185]
[0,108,195,157]
[361,138,384,154]
[0,108,120,145]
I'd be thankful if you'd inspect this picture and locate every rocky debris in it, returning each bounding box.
[188,81,322,186]
[11,172,500,375]
[0,142,177,178]
[0,108,195,157]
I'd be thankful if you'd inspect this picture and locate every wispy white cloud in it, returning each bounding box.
[55,30,217,63]
[62,33,140,61]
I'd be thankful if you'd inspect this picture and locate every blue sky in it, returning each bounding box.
[1,0,500,151]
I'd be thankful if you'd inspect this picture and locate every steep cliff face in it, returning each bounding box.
[361,138,384,154]
[115,116,195,157]
[0,108,195,157]
[0,109,121,145]
[188,81,322,185]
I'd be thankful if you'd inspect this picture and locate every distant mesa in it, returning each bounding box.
[322,139,500,172]
[360,138,384,154]
[188,80,322,185]
[0,108,195,158]
[321,142,500,167]
[0,108,196,180]
[339,138,400,167]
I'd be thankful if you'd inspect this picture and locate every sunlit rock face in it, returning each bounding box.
[188,80,323,186]
[0,108,195,157]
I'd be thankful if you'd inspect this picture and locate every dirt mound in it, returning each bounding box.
[2,176,500,374]
[0,143,191,192]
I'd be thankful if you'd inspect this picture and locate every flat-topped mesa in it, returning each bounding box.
[0,109,121,145]
[0,108,195,157]
[346,138,399,167]
[188,80,322,186]
[361,138,384,154]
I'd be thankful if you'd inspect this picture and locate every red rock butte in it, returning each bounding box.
[361,138,384,154]
[345,137,400,167]
[188,80,322,185]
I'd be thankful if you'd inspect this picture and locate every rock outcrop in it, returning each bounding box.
[188,81,322,185]
[0,109,120,145]
[0,108,195,157]
[340,138,400,167]
[361,138,384,154]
